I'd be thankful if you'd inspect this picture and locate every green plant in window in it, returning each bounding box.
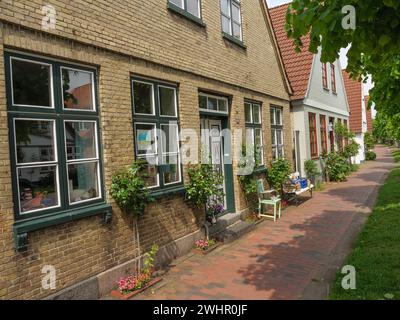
[238,144,262,195]
[110,160,154,216]
[237,144,266,213]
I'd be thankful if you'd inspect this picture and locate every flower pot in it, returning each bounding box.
[110,277,162,300]
[192,242,221,255]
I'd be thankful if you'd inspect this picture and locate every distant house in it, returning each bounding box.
[342,70,372,164]
[364,95,373,132]
[269,4,350,176]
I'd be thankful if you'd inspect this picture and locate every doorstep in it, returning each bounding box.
[208,211,256,244]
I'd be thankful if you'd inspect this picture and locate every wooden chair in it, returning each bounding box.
[257,179,282,222]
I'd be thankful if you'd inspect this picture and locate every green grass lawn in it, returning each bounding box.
[330,165,400,300]
[393,150,400,163]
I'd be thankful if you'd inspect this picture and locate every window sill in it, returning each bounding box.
[254,166,268,174]
[14,202,112,252]
[222,32,247,50]
[167,3,206,28]
[150,185,186,199]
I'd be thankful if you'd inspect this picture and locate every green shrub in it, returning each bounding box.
[364,132,375,151]
[304,159,320,182]
[110,160,154,216]
[393,150,400,163]
[185,163,224,207]
[325,152,351,182]
[366,151,377,161]
[343,140,360,159]
[267,159,291,192]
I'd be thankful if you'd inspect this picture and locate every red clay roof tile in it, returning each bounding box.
[269,3,314,101]
[342,70,363,133]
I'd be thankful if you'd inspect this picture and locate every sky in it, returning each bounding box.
[266,0,375,116]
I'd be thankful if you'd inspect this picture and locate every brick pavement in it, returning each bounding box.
[134,146,395,300]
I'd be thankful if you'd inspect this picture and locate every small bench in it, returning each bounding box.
[283,174,314,206]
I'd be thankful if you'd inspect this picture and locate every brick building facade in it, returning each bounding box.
[0,0,291,299]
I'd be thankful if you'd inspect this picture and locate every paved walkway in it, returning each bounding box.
[136,146,395,300]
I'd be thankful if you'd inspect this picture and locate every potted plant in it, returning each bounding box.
[110,244,161,300]
[206,201,224,224]
[193,238,219,255]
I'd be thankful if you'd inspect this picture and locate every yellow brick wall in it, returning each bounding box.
[0,0,292,300]
[0,0,289,100]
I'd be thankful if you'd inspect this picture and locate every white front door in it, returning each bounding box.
[200,118,226,208]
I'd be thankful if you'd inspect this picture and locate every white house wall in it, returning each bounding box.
[304,50,350,117]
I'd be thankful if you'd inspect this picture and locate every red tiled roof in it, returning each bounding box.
[342,70,363,133]
[269,3,314,100]
[365,95,373,132]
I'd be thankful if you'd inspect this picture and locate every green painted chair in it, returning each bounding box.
[257,179,282,222]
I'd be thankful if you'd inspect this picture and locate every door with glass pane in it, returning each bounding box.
[200,118,226,210]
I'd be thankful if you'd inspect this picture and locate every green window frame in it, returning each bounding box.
[5,51,110,245]
[245,101,264,167]
[270,106,285,161]
[131,77,183,195]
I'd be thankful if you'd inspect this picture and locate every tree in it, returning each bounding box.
[285,1,400,121]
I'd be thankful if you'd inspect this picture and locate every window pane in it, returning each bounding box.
[139,157,158,187]
[68,162,99,204]
[272,147,277,161]
[270,108,275,124]
[163,154,180,185]
[187,0,200,17]
[169,0,183,8]
[159,86,176,117]
[12,59,51,107]
[221,0,230,16]
[276,130,283,145]
[245,103,252,123]
[133,81,154,114]
[233,23,241,39]
[218,99,227,112]
[232,3,241,22]
[135,124,157,156]
[199,95,207,109]
[15,119,55,164]
[276,109,282,125]
[222,16,231,34]
[161,124,179,154]
[65,122,97,160]
[278,147,284,159]
[62,68,94,111]
[254,128,262,147]
[271,129,276,145]
[19,166,58,213]
[208,97,218,111]
[254,129,263,165]
[246,128,254,146]
[253,104,261,124]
